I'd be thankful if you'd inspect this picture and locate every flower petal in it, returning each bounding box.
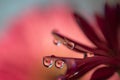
[90,67,115,80]
[96,4,120,54]
[73,13,107,51]
[52,31,95,53]
[64,56,118,79]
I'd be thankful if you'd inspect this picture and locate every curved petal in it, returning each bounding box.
[73,13,107,51]
[64,56,118,79]
[52,31,108,56]
[52,31,94,52]
[90,67,115,80]
[96,4,120,54]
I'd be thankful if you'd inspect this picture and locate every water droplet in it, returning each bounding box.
[69,72,79,78]
[55,59,64,69]
[74,72,79,76]
[66,42,75,49]
[43,57,53,68]
[53,39,61,46]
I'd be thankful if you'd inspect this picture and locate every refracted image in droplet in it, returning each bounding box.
[53,39,61,46]
[55,59,64,69]
[43,57,53,68]
[66,41,75,50]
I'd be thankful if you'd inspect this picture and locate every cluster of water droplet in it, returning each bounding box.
[43,57,53,68]
[43,57,65,69]
[53,39,75,50]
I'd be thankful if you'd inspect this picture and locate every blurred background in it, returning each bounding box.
[1,0,119,31]
[0,0,120,80]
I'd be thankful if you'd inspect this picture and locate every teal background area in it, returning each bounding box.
[0,0,119,31]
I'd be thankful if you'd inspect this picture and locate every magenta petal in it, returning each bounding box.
[96,4,120,54]
[64,56,118,79]
[90,67,115,80]
[105,4,120,49]
[73,13,108,52]
[105,4,120,26]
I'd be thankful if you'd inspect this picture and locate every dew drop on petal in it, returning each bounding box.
[74,72,79,76]
[43,57,53,68]
[53,39,61,46]
[66,42,75,49]
[55,59,64,69]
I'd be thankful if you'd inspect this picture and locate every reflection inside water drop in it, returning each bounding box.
[43,57,53,68]
[53,39,61,46]
[55,59,65,69]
